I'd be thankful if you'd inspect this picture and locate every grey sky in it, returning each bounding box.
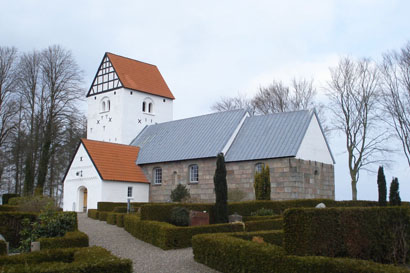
[1,0,409,200]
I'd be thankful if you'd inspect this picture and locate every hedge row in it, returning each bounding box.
[106,213,117,225]
[39,231,89,250]
[1,194,19,205]
[284,207,410,264]
[87,209,99,219]
[242,215,281,222]
[231,230,284,246]
[192,233,410,273]
[140,203,215,223]
[98,211,108,221]
[0,246,132,273]
[244,218,283,232]
[0,241,6,256]
[0,211,37,248]
[97,202,147,212]
[0,205,19,212]
[124,215,243,250]
[116,213,125,227]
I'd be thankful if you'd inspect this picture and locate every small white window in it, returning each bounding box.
[189,164,199,183]
[142,102,146,112]
[102,101,106,112]
[127,186,133,197]
[100,97,110,113]
[148,103,153,113]
[255,163,264,174]
[153,167,162,185]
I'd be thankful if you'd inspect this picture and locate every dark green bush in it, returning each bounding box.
[0,205,19,212]
[98,211,108,221]
[192,233,410,273]
[244,218,283,232]
[254,165,270,200]
[284,207,410,264]
[2,194,19,205]
[106,213,117,225]
[0,246,132,273]
[169,207,189,226]
[87,209,99,219]
[0,241,7,256]
[39,231,89,249]
[170,184,190,202]
[141,203,215,223]
[231,230,284,246]
[113,206,127,213]
[124,215,243,250]
[0,212,37,248]
[116,213,125,228]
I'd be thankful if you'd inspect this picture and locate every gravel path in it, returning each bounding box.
[77,213,219,273]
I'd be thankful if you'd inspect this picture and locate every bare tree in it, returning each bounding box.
[379,41,410,166]
[211,92,256,115]
[327,57,388,200]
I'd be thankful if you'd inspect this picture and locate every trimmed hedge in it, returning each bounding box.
[192,233,410,273]
[0,241,6,256]
[116,213,125,227]
[231,230,284,246]
[0,205,19,212]
[0,211,37,248]
[98,211,108,221]
[1,194,19,205]
[0,246,132,273]
[124,214,243,249]
[106,213,117,225]
[113,206,127,213]
[87,209,99,219]
[39,231,89,249]
[140,203,215,223]
[242,215,281,222]
[284,207,410,264]
[97,202,147,212]
[244,218,283,232]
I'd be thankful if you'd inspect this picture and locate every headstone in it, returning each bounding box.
[31,241,40,252]
[229,212,243,223]
[315,203,326,208]
[189,210,209,226]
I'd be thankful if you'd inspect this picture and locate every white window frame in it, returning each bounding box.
[127,186,133,198]
[153,167,162,185]
[189,164,199,183]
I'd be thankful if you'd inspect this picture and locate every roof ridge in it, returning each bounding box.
[106,52,157,67]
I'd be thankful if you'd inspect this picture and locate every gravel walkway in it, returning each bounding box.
[77,213,219,273]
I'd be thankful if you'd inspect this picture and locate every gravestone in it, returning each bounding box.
[229,212,243,223]
[315,203,326,208]
[189,210,209,226]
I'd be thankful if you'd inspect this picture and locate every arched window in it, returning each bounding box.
[102,101,106,112]
[255,163,264,174]
[148,103,153,113]
[189,164,199,183]
[100,97,110,113]
[142,102,146,112]
[107,100,110,111]
[153,167,162,185]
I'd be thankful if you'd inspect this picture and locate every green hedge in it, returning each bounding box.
[116,214,125,227]
[140,203,215,223]
[0,205,19,212]
[39,231,89,249]
[98,211,108,221]
[284,207,410,264]
[192,233,410,273]
[87,209,99,219]
[0,246,132,273]
[97,202,147,212]
[106,213,117,225]
[113,206,127,213]
[243,215,281,222]
[1,194,19,205]
[244,218,283,232]
[0,211,37,248]
[124,214,243,250]
[0,241,7,256]
[231,230,284,246]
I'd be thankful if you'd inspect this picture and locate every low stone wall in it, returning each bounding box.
[141,157,334,203]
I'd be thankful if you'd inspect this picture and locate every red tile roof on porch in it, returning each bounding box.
[81,138,149,183]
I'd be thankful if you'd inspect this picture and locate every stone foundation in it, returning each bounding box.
[140,157,334,203]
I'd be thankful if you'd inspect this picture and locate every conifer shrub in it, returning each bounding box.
[377,166,387,206]
[390,177,402,206]
[169,207,190,226]
[254,165,271,200]
[170,184,191,202]
[214,153,228,223]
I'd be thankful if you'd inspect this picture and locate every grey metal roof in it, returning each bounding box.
[131,109,247,164]
[224,110,313,162]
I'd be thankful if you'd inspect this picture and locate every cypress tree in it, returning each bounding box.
[377,166,387,206]
[213,153,228,223]
[254,170,263,200]
[389,177,401,206]
[254,165,271,200]
[263,165,271,200]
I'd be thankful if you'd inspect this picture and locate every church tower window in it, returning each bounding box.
[100,97,110,113]
[148,103,153,113]
[142,102,146,112]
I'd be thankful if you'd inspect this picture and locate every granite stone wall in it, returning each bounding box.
[140,157,334,203]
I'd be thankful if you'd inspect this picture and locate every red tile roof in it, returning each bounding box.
[81,139,149,183]
[107,52,175,100]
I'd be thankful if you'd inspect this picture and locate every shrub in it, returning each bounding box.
[106,213,117,225]
[243,215,281,222]
[0,246,132,273]
[254,165,270,200]
[8,196,58,212]
[2,194,19,205]
[124,215,243,250]
[0,205,19,212]
[390,177,402,206]
[170,184,190,202]
[251,207,276,216]
[192,233,410,273]
[116,213,125,228]
[231,230,284,246]
[0,212,37,248]
[98,211,108,221]
[214,153,228,223]
[245,219,283,232]
[283,207,410,264]
[87,209,99,219]
[0,241,7,256]
[169,207,189,226]
[39,231,89,249]
[377,166,387,206]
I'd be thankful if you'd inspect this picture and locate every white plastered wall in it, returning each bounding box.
[296,114,334,165]
[101,181,149,203]
[87,87,173,145]
[63,144,102,212]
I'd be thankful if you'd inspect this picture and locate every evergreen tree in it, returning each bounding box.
[213,153,228,223]
[377,166,387,206]
[254,165,271,200]
[389,177,401,206]
[262,165,271,200]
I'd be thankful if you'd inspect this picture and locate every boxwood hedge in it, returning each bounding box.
[39,231,89,249]
[87,209,99,219]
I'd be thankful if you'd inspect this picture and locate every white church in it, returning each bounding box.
[63,53,335,212]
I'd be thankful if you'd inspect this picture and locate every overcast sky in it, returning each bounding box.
[1,0,409,201]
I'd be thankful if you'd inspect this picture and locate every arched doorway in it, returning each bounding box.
[78,186,88,212]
